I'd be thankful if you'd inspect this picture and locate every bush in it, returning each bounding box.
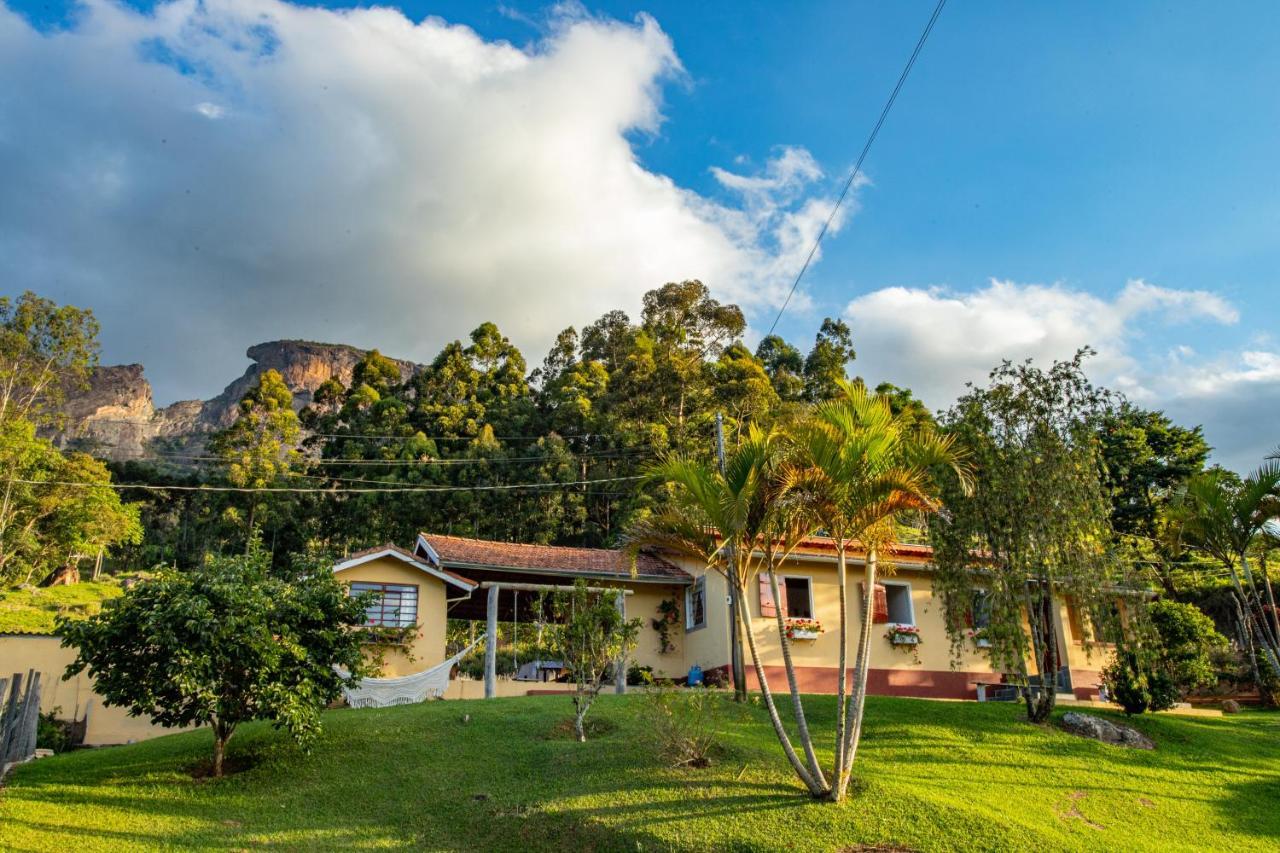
[627,664,654,686]
[1104,600,1227,715]
[35,707,76,754]
[1104,649,1178,715]
[645,685,727,768]
[702,667,729,689]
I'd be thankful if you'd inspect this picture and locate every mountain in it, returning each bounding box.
[53,340,420,460]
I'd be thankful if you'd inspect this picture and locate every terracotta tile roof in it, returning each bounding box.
[785,536,935,562]
[417,533,691,582]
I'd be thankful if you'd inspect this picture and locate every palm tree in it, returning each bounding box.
[1173,462,1280,680]
[786,380,970,801]
[625,425,828,796]
[629,385,968,802]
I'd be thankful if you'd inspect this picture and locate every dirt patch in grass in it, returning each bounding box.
[1058,791,1105,831]
[840,845,918,852]
[545,717,618,739]
[187,755,256,781]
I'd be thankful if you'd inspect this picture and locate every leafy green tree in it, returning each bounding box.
[1099,404,1210,595]
[0,291,100,429]
[802,318,856,402]
[755,335,806,402]
[59,542,370,776]
[0,293,139,585]
[1171,461,1280,682]
[713,342,780,429]
[0,420,142,585]
[548,579,640,742]
[931,352,1121,723]
[209,369,301,540]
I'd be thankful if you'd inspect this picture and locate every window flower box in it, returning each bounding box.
[784,618,823,641]
[885,623,920,646]
[966,627,991,649]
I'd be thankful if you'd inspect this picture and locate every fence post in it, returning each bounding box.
[1,671,23,763]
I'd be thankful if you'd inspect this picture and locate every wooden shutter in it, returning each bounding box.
[860,582,890,623]
[759,575,787,618]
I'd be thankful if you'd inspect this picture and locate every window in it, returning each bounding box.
[883,582,914,625]
[783,577,814,619]
[686,576,706,631]
[971,590,991,630]
[350,582,418,628]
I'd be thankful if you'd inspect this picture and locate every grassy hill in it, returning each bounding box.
[0,695,1276,851]
[0,581,123,634]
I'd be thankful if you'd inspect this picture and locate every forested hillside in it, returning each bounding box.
[100,280,911,569]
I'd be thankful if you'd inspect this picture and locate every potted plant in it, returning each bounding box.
[784,618,823,641]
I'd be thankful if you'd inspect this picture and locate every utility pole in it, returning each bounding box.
[716,412,748,700]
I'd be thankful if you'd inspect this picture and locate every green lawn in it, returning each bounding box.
[0,581,122,634]
[0,695,1276,851]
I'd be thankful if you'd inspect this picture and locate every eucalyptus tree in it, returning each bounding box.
[786,380,968,801]
[1171,461,1280,680]
[931,352,1120,723]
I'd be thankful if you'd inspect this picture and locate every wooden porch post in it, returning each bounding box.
[614,590,627,695]
[485,584,499,699]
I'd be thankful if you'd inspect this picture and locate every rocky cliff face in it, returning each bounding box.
[54,341,420,460]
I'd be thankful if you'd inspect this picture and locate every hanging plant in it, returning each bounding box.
[652,598,681,654]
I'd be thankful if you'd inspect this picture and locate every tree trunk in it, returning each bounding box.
[735,593,825,796]
[574,706,587,743]
[835,545,878,800]
[832,539,849,789]
[766,561,826,790]
[212,720,234,778]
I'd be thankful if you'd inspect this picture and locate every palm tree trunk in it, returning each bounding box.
[765,561,827,790]
[835,545,879,800]
[736,593,826,796]
[832,539,850,790]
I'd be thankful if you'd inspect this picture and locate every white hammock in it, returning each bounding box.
[342,636,484,709]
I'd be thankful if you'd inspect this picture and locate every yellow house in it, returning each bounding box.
[331,545,479,677]
[334,532,1112,702]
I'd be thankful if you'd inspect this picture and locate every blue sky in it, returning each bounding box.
[2,1,1277,468]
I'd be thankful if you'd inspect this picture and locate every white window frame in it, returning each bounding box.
[685,576,707,632]
[779,574,815,620]
[881,580,915,626]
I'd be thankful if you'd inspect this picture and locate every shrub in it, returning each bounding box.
[35,707,75,754]
[645,685,726,768]
[627,664,654,686]
[1104,600,1227,715]
[702,667,729,689]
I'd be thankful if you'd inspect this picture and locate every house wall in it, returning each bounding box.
[0,633,193,745]
[735,556,1003,699]
[621,582,687,680]
[672,558,734,678]
[335,556,451,677]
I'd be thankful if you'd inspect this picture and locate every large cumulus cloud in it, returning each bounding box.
[0,0,838,400]
[844,278,1275,472]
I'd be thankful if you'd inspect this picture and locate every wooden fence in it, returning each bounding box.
[1,669,43,772]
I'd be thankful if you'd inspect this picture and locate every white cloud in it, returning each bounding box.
[844,278,1274,470]
[0,0,842,401]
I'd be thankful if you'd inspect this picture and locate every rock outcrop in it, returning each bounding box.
[52,340,420,460]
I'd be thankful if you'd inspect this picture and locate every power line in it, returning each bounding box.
[75,420,604,442]
[10,475,646,495]
[100,447,654,467]
[766,0,949,338]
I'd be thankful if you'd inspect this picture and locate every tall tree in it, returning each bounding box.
[209,369,301,540]
[786,381,967,800]
[755,335,806,403]
[931,352,1120,723]
[802,318,856,402]
[0,293,139,585]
